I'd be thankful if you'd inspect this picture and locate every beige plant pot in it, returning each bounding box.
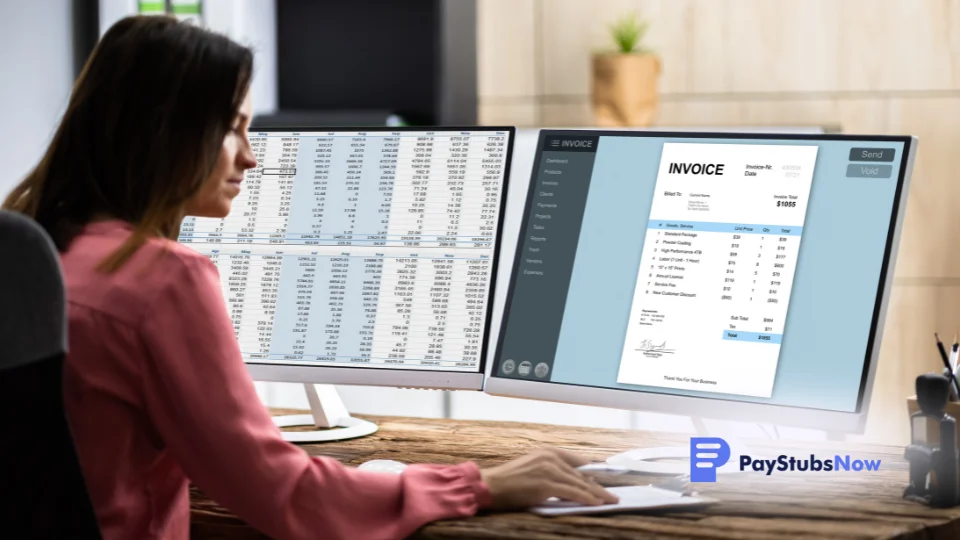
[592,53,661,127]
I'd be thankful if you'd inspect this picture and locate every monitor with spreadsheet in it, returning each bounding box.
[178,127,514,392]
[486,130,917,434]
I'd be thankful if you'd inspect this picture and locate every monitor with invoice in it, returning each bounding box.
[178,126,514,440]
[486,130,916,438]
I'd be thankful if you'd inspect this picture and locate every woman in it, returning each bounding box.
[2,16,616,540]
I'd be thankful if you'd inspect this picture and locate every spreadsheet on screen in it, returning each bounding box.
[178,129,511,372]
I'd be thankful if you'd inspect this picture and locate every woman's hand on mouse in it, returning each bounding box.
[479,447,619,510]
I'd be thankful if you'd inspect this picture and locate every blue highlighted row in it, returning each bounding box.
[722,330,783,345]
[649,220,802,236]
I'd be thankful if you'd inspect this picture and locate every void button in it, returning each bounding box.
[846,164,893,179]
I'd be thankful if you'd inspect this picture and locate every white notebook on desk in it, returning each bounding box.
[529,485,717,516]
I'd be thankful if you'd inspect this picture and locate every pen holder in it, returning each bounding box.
[906,396,960,449]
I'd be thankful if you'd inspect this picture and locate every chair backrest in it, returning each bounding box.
[0,210,67,370]
[0,210,102,538]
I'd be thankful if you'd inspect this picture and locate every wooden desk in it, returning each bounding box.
[190,411,960,539]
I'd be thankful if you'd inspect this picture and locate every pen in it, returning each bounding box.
[954,344,960,392]
[935,333,960,399]
[945,368,959,401]
[951,336,958,372]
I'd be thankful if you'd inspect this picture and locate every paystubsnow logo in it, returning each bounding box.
[690,437,882,482]
[690,437,730,482]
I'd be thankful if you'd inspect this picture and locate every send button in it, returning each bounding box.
[849,147,895,162]
[846,164,892,179]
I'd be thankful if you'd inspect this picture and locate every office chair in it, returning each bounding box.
[0,210,102,538]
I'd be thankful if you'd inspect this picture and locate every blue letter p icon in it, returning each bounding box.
[690,437,730,482]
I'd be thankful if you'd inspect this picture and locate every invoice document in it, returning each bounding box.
[616,142,819,397]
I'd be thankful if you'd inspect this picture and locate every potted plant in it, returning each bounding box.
[592,12,661,127]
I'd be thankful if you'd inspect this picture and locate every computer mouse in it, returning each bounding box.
[357,459,408,474]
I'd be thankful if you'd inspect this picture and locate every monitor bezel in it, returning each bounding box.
[230,125,517,391]
[484,129,917,433]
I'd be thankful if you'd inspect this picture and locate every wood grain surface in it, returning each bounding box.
[189,410,960,539]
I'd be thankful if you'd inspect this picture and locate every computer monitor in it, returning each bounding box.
[178,126,514,440]
[486,130,917,448]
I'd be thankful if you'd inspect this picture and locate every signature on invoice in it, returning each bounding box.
[637,339,675,354]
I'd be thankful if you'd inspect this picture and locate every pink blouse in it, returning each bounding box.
[61,220,491,540]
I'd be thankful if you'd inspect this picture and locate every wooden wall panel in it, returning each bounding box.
[539,101,593,126]
[838,0,960,92]
[658,98,887,131]
[686,0,841,94]
[537,0,635,96]
[529,98,887,136]
[888,98,960,278]
[478,102,538,126]
[477,0,538,98]
[655,100,746,126]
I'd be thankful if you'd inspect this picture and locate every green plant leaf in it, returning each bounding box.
[608,11,649,53]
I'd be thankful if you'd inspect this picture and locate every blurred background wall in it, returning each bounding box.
[474,0,960,445]
[0,0,74,198]
[1,0,959,445]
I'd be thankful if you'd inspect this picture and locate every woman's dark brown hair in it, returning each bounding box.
[2,16,253,270]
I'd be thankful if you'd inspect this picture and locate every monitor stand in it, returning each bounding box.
[271,384,379,443]
[606,416,759,476]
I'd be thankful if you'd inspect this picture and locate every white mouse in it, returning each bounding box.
[358,459,408,474]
